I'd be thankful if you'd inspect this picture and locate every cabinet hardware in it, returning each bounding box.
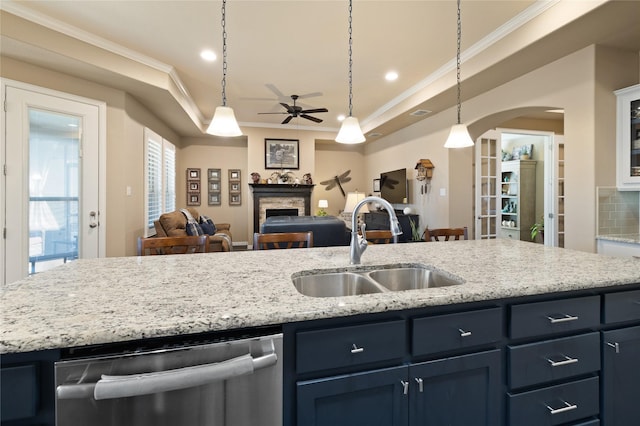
[415,377,424,393]
[458,328,472,337]
[400,380,409,395]
[546,355,578,367]
[350,344,364,354]
[607,342,620,354]
[546,314,579,324]
[545,400,578,415]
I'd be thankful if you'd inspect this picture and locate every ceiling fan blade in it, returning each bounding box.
[280,103,295,113]
[258,112,288,115]
[300,108,328,114]
[297,92,323,99]
[301,114,323,123]
[282,115,293,124]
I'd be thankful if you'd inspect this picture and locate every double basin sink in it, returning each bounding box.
[292,263,463,297]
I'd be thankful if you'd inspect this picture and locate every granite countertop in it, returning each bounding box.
[2,240,640,354]
[596,234,640,244]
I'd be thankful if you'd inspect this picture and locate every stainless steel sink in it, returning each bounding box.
[292,265,463,297]
[293,272,384,297]
[368,267,462,291]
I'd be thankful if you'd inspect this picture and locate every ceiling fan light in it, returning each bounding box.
[206,106,242,137]
[335,116,366,144]
[444,123,474,148]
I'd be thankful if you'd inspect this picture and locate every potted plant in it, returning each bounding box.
[530,217,544,242]
[408,217,424,242]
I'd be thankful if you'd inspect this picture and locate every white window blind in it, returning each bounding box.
[145,128,176,235]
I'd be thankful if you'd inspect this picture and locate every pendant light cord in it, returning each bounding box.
[455,0,462,125]
[347,0,354,117]
[221,0,228,107]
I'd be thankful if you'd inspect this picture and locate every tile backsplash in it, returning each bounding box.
[597,187,640,235]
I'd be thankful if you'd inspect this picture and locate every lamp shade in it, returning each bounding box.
[343,191,368,214]
[335,117,366,144]
[318,199,329,209]
[444,123,474,148]
[206,106,242,137]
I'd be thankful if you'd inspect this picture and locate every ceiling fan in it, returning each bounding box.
[258,95,328,124]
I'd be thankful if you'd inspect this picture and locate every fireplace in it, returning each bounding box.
[249,184,314,233]
[266,208,299,218]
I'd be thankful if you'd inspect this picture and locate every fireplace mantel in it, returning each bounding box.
[249,184,314,233]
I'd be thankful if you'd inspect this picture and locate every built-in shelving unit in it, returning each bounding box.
[615,84,640,190]
[500,160,536,241]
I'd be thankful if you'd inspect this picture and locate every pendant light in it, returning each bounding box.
[444,0,474,148]
[206,0,242,137]
[335,0,366,144]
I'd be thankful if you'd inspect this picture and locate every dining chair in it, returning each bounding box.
[424,227,469,241]
[137,235,208,256]
[364,230,395,244]
[253,232,313,250]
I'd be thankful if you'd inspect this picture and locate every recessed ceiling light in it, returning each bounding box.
[200,49,217,62]
[385,71,398,81]
[337,114,346,122]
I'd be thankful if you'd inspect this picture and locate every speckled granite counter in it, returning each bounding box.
[2,240,640,354]
[596,233,640,244]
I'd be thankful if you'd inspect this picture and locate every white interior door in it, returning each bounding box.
[2,81,105,285]
[475,130,500,239]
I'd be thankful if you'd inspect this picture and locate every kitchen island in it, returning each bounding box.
[2,240,640,425]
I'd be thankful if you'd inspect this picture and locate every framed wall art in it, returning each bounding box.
[265,138,299,169]
[187,193,200,206]
[207,168,221,206]
[229,169,241,182]
[186,168,201,206]
[229,193,242,206]
[228,169,241,206]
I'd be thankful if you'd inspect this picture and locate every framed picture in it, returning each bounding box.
[187,168,200,180]
[208,168,221,180]
[229,193,241,206]
[189,181,200,192]
[229,169,241,182]
[265,138,299,169]
[373,178,381,192]
[208,192,221,206]
[187,193,200,206]
[209,181,220,191]
[230,182,240,192]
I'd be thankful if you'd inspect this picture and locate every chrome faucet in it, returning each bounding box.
[350,196,403,264]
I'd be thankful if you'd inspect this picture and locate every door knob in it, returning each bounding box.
[89,211,99,228]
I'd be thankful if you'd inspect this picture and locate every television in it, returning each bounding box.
[380,168,408,204]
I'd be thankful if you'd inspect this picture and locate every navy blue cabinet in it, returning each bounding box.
[601,326,640,425]
[297,365,408,426]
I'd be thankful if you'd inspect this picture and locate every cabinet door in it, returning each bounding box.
[602,326,640,426]
[409,349,502,426]
[297,365,408,426]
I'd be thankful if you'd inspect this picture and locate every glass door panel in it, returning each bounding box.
[475,135,499,239]
[28,109,80,274]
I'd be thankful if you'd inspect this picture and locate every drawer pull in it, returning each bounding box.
[415,377,424,393]
[546,354,579,367]
[607,342,620,354]
[458,328,472,337]
[546,314,579,324]
[400,380,409,395]
[546,400,578,415]
[350,344,364,354]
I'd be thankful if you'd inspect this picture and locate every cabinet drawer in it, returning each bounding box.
[412,307,502,356]
[500,228,520,240]
[508,332,600,389]
[603,289,640,324]
[508,377,599,426]
[509,296,600,339]
[0,364,37,421]
[296,320,405,374]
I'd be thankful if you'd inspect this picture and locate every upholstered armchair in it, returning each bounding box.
[154,208,232,252]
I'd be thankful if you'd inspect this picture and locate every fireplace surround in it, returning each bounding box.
[249,184,314,234]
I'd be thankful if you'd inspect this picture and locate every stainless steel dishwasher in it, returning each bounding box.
[54,332,282,426]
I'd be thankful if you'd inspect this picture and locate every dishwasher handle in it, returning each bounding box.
[57,350,277,401]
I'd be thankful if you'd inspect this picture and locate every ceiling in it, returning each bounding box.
[1,0,639,140]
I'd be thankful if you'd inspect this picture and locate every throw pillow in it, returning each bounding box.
[180,209,203,236]
[199,215,217,235]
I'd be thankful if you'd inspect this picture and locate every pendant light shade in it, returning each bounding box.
[444,123,474,148]
[207,106,242,137]
[336,117,366,144]
[444,0,473,148]
[206,0,242,137]
[336,0,365,144]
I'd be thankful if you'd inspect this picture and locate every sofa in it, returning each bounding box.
[260,215,349,247]
[154,208,232,252]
